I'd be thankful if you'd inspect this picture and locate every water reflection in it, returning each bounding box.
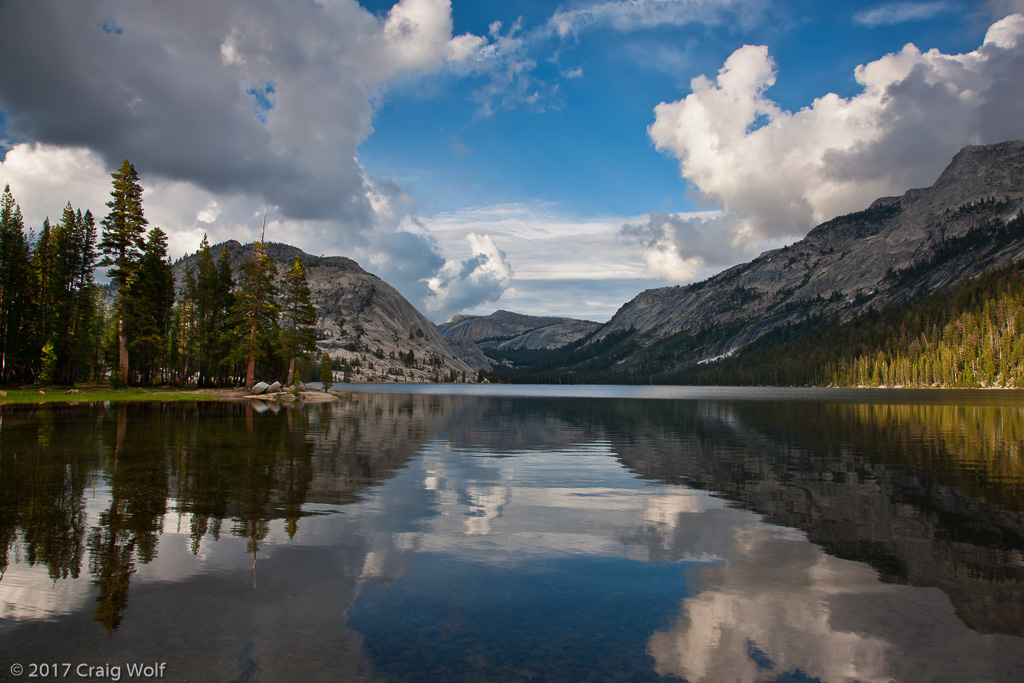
[601,400,1024,637]
[0,396,449,681]
[0,392,1022,681]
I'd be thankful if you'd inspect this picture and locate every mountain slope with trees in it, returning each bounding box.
[589,141,1024,364]
[172,241,475,384]
[0,159,473,388]
[489,140,1024,384]
[682,257,1024,387]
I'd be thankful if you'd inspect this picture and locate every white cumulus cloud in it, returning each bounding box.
[645,12,1024,272]
[619,211,755,283]
[426,234,514,321]
[0,0,523,317]
[0,0,481,224]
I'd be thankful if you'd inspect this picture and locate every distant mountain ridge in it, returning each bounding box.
[172,241,474,382]
[170,140,1024,383]
[563,140,1024,375]
[437,310,600,370]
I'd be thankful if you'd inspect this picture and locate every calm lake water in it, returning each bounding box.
[1,385,1023,682]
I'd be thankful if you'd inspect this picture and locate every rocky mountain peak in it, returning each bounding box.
[172,242,474,383]
[438,309,602,370]
[589,140,1024,367]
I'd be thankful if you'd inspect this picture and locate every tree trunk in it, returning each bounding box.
[246,354,256,390]
[118,316,129,386]
[286,355,295,387]
[245,321,257,389]
[0,314,7,384]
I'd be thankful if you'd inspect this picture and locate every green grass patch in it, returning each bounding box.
[0,386,233,404]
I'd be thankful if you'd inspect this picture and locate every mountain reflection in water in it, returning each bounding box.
[0,391,1022,682]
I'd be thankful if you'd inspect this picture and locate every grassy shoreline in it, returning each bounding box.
[0,384,358,405]
[0,386,246,404]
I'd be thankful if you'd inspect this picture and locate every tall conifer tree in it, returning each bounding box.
[193,236,218,385]
[213,245,235,384]
[176,266,201,383]
[98,159,148,385]
[189,236,235,385]
[279,255,317,386]
[0,185,32,382]
[126,228,174,384]
[69,209,100,382]
[43,203,100,383]
[232,215,279,388]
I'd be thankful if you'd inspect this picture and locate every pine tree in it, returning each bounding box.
[0,185,32,383]
[31,217,57,376]
[36,203,101,384]
[192,236,218,385]
[319,353,333,391]
[89,288,108,381]
[98,159,148,385]
[213,246,235,384]
[126,228,174,384]
[232,220,279,389]
[186,237,236,386]
[70,209,101,382]
[174,266,200,384]
[279,255,317,386]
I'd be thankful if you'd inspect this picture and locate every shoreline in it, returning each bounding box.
[2,382,1021,406]
[0,386,358,405]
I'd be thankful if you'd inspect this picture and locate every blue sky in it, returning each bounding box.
[1,1,1023,321]
[361,1,988,216]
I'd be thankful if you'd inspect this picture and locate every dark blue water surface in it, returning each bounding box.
[348,554,694,682]
[1,388,1023,681]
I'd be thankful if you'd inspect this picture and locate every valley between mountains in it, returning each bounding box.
[189,140,1024,387]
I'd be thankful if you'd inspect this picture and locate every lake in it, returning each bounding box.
[1,385,1023,682]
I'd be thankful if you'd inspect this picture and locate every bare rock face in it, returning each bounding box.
[438,310,601,369]
[173,243,474,383]
[487,319,602,351]
[444,338,495,371]
[438,310,578,342]
[595,140,1024,361]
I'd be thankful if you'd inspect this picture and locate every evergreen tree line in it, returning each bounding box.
[0,186,104,384]
[688,258,1024,388]
[485,250,1024,388]
[0,160,317,388]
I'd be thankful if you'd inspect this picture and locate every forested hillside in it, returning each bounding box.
[0,161,317,388]
[690,258,1024,387]
[583,141,1024,368]
[487,256,1024,388]
[0,158,473,389]
[486,142,1024,386]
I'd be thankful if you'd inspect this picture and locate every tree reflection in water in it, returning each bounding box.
[0,391,1021,681]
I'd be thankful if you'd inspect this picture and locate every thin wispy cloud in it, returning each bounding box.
[854,1,956,26]
[549,0,767,37]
